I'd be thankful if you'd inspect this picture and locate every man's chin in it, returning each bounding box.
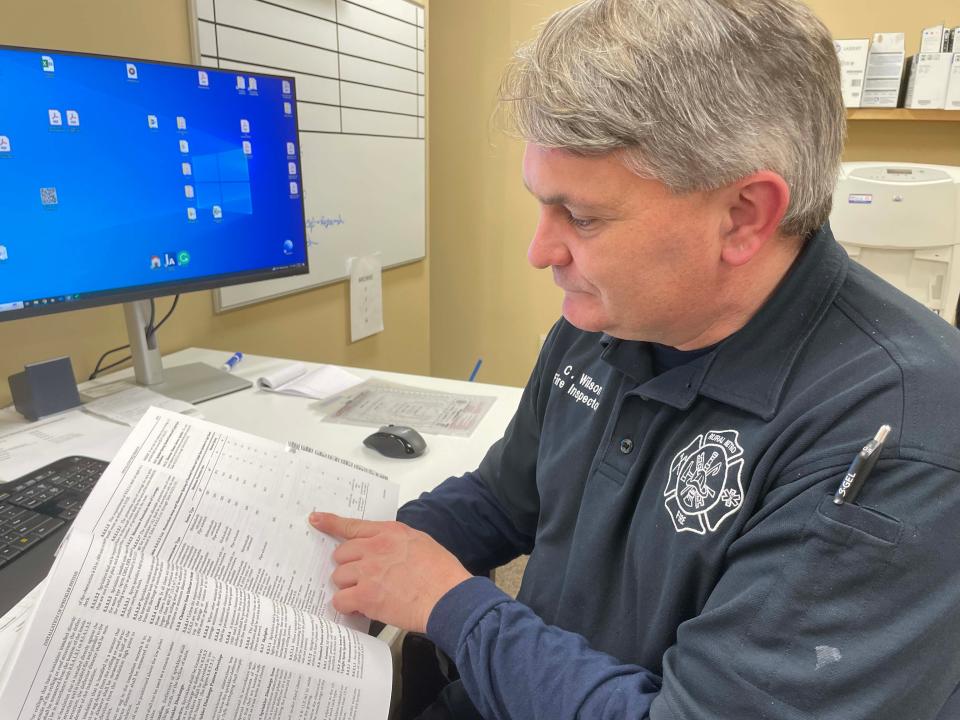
[561,298,606,334]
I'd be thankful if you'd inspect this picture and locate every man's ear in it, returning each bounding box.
[719,171,791,267]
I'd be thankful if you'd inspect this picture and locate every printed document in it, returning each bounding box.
[0,408,398,720]
[82,383,197,426]
[322,379,496,437]
[0,408,129,483]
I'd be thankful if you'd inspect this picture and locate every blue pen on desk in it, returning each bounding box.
[469,358,483,382]
[222,352,244,372]
[833,424,891,505]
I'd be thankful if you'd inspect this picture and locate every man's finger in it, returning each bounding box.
[332,538,367,564]
[309,511,380,539]
[331,585,368,617]
[330,562,361,589]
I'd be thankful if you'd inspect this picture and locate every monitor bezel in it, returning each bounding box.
[0,43,310,323]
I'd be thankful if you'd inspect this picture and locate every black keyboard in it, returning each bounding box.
[0,456,108,570]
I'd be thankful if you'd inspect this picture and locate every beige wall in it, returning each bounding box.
[428,0,960,388]
[0,0,431,406]
[4,1,960,405]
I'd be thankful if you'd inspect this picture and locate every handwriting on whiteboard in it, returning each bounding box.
[306,215,345,234]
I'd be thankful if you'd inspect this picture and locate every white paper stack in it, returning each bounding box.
[946,53,960,110]
[257,362,364,399]
[835,39,871,108]
[904,52,953,109]
[920,24,948,53]
[862,32,906,108]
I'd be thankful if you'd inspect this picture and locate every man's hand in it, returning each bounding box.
[309,512,473,634]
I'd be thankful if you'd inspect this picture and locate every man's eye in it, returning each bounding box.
[566,214,596,230]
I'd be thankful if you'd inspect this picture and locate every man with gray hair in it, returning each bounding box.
[310,0,960,717]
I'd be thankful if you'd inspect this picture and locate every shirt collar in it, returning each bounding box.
[599,224,849,419]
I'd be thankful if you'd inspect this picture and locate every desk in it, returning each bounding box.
[184,347,522,699]
[0,348,522,666]
[88,348,522,505]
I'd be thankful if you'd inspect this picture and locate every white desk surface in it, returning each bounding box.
[76,347,521,505]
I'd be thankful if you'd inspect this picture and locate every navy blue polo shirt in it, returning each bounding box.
[398,224,960,720]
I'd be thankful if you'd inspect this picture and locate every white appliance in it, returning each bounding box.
[831,162,960,326]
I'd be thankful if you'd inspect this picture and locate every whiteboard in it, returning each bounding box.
[188,0,426,311]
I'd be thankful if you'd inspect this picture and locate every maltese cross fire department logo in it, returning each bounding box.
[663,429,745,535]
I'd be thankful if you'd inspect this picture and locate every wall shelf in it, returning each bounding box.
[847,109,960,122]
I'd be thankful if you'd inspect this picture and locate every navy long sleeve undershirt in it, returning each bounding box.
[397,473,663,720]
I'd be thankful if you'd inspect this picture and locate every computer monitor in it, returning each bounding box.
[0,45,309,402]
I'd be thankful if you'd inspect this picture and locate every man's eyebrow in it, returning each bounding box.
[521,178,616,212]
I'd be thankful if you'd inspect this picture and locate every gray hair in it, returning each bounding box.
[499,0,846,238]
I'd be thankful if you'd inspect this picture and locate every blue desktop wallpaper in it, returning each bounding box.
[0,47,307,312]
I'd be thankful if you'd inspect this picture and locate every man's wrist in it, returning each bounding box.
[426,576,513,659]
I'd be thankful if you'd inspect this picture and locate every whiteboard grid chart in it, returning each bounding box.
[196,0,424,139]
[190,0,426,310]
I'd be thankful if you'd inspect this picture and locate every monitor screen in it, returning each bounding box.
[0,46,308,321]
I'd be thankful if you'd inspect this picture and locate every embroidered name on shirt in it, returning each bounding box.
[552,364,603,412]
[663,429,745,535]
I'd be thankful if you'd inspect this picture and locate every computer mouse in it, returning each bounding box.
[363,425,427,459]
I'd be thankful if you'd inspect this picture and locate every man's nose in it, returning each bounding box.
[527,210,571,269]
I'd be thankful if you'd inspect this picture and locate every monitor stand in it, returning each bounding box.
[123,299,251,404]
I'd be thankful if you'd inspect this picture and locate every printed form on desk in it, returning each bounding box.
[0,407,130,483]
[80,381,198,426]
[321,379,497,437]
[0,408,398,720]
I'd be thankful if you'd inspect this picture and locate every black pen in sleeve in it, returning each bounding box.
[833,425,891,505]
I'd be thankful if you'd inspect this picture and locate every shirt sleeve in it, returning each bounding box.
[397,323,559,573]
[397,470,534,575]
[427,577,662,720]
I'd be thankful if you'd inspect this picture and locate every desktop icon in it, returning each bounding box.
[176,116,187,130]
[147,114,159,129]
[248,77,258,92]
[198,70,209,87]
[66,110,80,127]
[163,252,177,268]
[184,185,195,198]
[186,207,197,221]
[150,255,161,269]
[182,162,192,176]
[236,76,245,90]
[177,250,191,265]
[48,109,62,126]
[286,141,295,156]
[126,63,138,80]
[0,245,7,261]
[39,187,58,206]
[282,80,291,95]
[283,102,292,115]
[240,118,250,134]
[288,161,297,176]
[179,139,189,153]
[282,239,293,256]
[41,55,55,73]
[0,136,10,153]
[212,205,223,220]
[289,181,299,196]
[242,140,252,155]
